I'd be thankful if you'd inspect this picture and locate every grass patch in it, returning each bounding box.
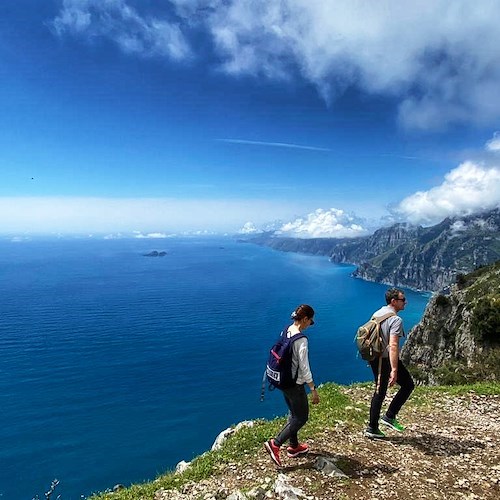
[306,383,366,433]
[421,381,500,396]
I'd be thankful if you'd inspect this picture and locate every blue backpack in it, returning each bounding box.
[264,328,306,392]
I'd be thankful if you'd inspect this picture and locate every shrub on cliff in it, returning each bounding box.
[471,297,500,345]
[435,294,451,308]
[434,348,500,385]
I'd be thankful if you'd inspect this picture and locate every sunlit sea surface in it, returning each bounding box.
[0,237,430,499]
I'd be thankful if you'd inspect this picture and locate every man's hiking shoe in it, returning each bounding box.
[364,427,386,439]
[264,439,282,466]
[286,443,309,458]
[381,416,405,432]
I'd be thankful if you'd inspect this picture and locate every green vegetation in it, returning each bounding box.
[471,296,500,344]
[463,260,500,300]
[463,260,500,346]
[88,381,500,500]
[455,273,467,288]
[407,364,431,385]
[433,348,500,385]
[434,294,451,308]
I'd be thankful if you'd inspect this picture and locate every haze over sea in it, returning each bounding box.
[0,237,429,499]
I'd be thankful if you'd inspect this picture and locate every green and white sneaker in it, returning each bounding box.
[381,416,405,432]
[364,427,386,439]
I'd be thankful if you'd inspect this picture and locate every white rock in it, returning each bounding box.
[211,421,255,450]
[175,460,190,474]
[227,492,247,500]
[274,473,307,499]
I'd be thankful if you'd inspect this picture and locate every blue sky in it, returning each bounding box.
[1,0,499,238]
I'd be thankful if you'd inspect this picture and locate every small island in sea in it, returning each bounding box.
[143,250,167,257]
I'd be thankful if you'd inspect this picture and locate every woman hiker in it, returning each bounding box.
[264,304,320,467]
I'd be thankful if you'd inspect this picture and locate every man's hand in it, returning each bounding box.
[389,368,398,386]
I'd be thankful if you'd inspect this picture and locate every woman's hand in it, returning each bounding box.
[311,389,320,404]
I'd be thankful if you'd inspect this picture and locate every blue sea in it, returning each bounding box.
[0,237,430,499]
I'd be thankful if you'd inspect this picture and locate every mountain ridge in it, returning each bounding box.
[249,208,500,291]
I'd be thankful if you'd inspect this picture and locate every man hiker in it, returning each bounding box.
[365,288,415,439]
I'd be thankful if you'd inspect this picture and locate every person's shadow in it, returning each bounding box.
[280,451,398,478]
[278,431,485,477]
[384,431,485,456]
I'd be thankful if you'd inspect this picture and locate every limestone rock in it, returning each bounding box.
[175,460,191,474]
[274,473,306,499]
[211,421,255,451]
[313,456,348,478]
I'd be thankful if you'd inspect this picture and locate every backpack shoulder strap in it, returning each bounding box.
[289,333,307,344]
[371,311,396,324]
[282,325,307,342]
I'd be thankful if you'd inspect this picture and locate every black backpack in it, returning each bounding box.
[265,328,306,390]
[355,312,395,361]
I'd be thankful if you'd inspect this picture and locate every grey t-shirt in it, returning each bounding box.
[372,305,404,358]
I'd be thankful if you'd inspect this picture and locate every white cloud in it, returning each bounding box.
[238,222,262,235]
[394,162,500,225]
[450,220,467,234]
[52,1,500,129]
[53,0,191,60]
[174,0,500,130]
[103,233,125,239]
[0,197,300,235]
[133,231,169,239]
[276,208,368,238]
[486,132,500,152]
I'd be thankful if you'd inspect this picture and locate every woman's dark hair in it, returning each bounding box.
[291,304,315,321]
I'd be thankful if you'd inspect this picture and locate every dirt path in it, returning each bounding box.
[155,387,500,499]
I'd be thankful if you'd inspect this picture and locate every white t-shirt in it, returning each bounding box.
[286,329,313,385]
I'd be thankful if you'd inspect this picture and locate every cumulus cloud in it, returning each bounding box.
[276,208,368,238]
[52,1,500,129]
[238,222,262,235]
[394,162,500,225]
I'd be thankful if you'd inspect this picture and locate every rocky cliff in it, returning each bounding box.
[251,208,500,291]
[351,209,500,290]
[401,260,500,384]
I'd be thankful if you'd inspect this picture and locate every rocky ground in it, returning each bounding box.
[154,386,500,499]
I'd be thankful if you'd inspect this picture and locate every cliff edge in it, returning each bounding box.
[91,383,500,500]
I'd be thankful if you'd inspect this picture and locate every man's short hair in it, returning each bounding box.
[385,287,404,304]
